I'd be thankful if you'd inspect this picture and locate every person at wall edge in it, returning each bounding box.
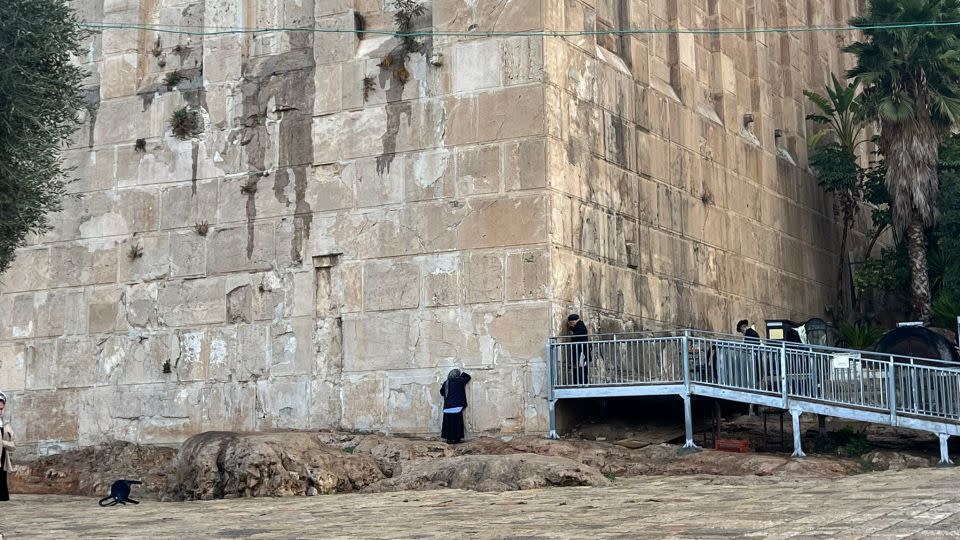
[0,391,15,501]
[567,314,590,385]
[440,369,471,444]
[737,319,761,341]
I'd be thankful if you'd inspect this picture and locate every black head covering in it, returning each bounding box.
[736,319,749,330]
[447,368,461,379]
[568,314,580,322]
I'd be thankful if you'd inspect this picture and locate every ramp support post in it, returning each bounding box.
[790,408,806,458]
[548,399,559,440]
[679,393,701,454]
[938,433,954,466]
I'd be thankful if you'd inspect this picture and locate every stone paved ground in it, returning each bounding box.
[1,468,959,539]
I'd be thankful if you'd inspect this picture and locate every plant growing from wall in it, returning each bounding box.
[169,107,203,140]
[0,0,87,274]
[127,243,144,260]
[164,70,186,90]
[377,1,426,89]
[362,76,376,102]
[194,221,209,236]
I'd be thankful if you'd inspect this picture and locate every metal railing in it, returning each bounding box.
[548,329,960,428]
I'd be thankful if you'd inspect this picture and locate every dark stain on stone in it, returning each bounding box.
[377,101,412,175]
[273,168,291,205]
[245,176,257,259]
[236,41,316,260]
[291,167,311,264]
[190,142,199,195]
[83,87,100,149]
[610,114,628,168]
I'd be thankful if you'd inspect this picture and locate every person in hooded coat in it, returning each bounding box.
[440,369,471,444]
[0,391,15,501]
[567,314,590,385]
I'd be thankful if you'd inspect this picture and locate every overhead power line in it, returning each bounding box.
[77,19,960,38]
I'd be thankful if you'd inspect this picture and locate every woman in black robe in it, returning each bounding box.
[440,369,471,444]
[0,391,14,501]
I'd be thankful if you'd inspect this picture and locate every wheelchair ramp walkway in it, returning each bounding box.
[547,330,960,464]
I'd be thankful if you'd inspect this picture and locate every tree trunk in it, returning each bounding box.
[906,215,933,321]
[835,221,850,321]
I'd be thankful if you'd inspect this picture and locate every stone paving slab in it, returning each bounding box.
[1,469,959,538]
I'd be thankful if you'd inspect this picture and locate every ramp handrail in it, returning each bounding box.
[546,329,960,464]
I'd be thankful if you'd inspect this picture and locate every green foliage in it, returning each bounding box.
[847,0,960,129]
[164,70,186,90]
[812,427,872,457]
[169,107,203,140]
[393,0,425,33]
[937,135,960,300]
[804,75,866,151]
[835,321,886,349]
[0,0,87,274]
[932,293,960,329]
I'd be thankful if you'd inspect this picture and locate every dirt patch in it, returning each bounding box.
[9,441,175,500]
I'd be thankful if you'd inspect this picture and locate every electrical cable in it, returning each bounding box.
[76,19,960,38]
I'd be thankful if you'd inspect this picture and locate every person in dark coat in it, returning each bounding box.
[440,369,471,444]
[567,314,590,385]
[737,319,761,341]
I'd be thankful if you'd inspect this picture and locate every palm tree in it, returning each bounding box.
[845,0,960,321]
[805,76,868,320]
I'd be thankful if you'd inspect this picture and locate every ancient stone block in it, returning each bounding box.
[452,39,501,93]
[0,343,27,393]
[456,144,501,196]
[118,234,170,283]
[457,195,547,249]
[422,254,460,307]
[157,278,224,327]
[363,259,419,311]
[505,249,548,300]
[476,86,545,142]
[169,231,207,277]
[463,252,503,304]
[206,224,275,275]
[504,138,546,191]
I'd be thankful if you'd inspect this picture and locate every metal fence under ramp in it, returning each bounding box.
[546,329,960,465]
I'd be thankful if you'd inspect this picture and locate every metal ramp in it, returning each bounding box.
[547,330,960,464]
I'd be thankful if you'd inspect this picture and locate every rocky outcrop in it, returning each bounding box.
[164,432,384,500]
[861,450,933,472]
[365,453,610,492]
[9,441,175,499]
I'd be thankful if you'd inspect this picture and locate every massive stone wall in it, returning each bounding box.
[545,0,868,335]
[0,0,861,454]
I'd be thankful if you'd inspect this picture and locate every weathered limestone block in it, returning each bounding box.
[451,39,502,93]
[462,251,503,304]
[504,138,546,191]
[159,180,219,230]
[34,289,87,338]
[112,333,174,386]
[0,343,27,393]
[456,143,501,196]
[169,231,207,277]
[363,259,420,311]
[17,389,81,444]
[157,278,224,327]
[505,248,549,300]
[269,317,314,377]
[50,241,118,288]
[206,224,275,274]
[256,377,313,430]
[458,195,547,249]
[385,373,441,433]
[118,234,170,283]
[422,254,460,307]
[434,0,542,33]
[339,374,387,431]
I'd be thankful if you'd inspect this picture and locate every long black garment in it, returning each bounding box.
[440,373,471,443]
[0,447,9,501]
[569,321,590,385]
